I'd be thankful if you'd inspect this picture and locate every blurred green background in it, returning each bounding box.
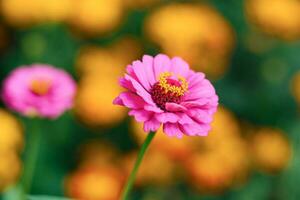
[1,0,300,199]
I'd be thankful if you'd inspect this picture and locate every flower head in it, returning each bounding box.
[0,109,23,152]
[145,3,234,79]
[249,128,292,173]
[113,54,218,138]
[2,64,76,119]
[246,0,300,40]
[65,164,124,200]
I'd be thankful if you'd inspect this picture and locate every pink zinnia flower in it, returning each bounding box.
[2,64,76,119]
[113,54,218,138]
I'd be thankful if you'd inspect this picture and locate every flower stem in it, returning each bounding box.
[121,131,156,200]
[21,120,41,199]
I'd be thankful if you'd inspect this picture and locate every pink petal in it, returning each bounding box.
[144,105,164,113]
[180,123,211,136]
[132,60,151,91]
[170,57,190,77]
[124,74,155,106]
[119,77,135,92]
[153,54,172,80]
[129,110,153,122]
[187,72,205,90]
[178,113,194,124]
[155,112,179,123]
[163,123,183,138]
[165,102,187,112]
[126,64,138,81]
[181,99,210,108]
[184,82,216,101]
[113,92,145,109]
[143,118,161,132]
[113,96,123,105]
[187,109,213,124]
[142,55,156,85]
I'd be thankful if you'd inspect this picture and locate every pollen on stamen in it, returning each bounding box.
[150,72,188,110]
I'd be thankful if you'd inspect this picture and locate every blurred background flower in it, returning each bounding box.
[67,0,124,36]
[145,3,235,80]
[248,128,292,173]
[0,109,23,192]
[0,0,72,27]
[0,0,300,199]
[246,0,300,40]
[74,37,142,127]
[65,164,124,200]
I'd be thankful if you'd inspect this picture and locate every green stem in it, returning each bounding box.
[120,131,156,200]
[21,120,41,199]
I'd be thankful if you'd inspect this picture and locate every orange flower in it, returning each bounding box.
[0,151,22,191]
[74,38,142,127]
[122,150,177,186]
[66,164,124,200]
[1,0,71,27]
[249,128,292,173]
[183,106,249,193]
[74,76,127,127]
[67,0,124,36]
[246,0,300,40]
[145,3,234,79]
[0,109,23,152]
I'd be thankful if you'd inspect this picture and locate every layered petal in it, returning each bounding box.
[153,54,172,80]
[170,57,190,77]
[143,117,161,132]
[113,92,145,109]
[129,109,153,122]
[114,54,218,137]
[163,123,183,138]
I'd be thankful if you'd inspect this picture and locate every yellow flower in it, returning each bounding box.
[76,38,142,77]
[0,151,22,192]
[39,0,72,22]
[145,3,235,79]
[246,0,300,40]
[74,38,142,127]
[0,109,23,152]
[65,164,124,200]
[249,128,292,173]
[122,150,177,186]
[67,0,124,36]
[0,0,71,27]
[185,153,232,193]
[1,0,40,27]
[182,106,249,192]
[185,139,249,193]
[75,76,127,127]
[123,0,159,9]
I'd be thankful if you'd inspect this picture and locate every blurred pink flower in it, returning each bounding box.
[2,64,76,119]
[113,54,218,138]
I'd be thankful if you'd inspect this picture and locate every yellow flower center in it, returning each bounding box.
[158,72,188,96]
[151,72,188,110]
[30,79,52,96]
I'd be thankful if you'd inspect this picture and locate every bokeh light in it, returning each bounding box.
[0,0,299,199]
